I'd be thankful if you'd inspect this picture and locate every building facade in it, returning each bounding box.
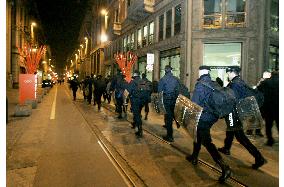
[74,0,278,90]
[6,0,51,88]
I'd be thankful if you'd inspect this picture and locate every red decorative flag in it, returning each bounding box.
[115,51,137,82]
[17,43,46,74]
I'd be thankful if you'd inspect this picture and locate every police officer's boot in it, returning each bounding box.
[186,142,199,165]
[252,156,267,169]
[144,112,148,120]
[135,124,143,137]
[216,159,231,183]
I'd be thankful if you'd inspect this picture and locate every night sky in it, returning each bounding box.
[35,0,89,73]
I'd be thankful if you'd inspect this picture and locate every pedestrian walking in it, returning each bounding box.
[158,65,180,142]
[126,70,148,137]
[186,65,231,183]
[218,66,267,169]
[257,70,279,146]
[70,76,80,101]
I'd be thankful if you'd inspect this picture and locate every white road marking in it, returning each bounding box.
[50,86,58,119]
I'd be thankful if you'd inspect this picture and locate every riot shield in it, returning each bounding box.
[151,92,166,114]
[236,96,263,131]
[174,94,203,142]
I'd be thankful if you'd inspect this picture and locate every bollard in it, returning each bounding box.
[14,104,32,117]
[25,99,37,109]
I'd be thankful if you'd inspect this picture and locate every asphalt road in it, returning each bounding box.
[8,85,129,187]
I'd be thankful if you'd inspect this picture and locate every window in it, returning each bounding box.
[203,0,246,29]
[149,22,154,45]
[270,1,279,32]
[123,37,127,52]
[143,25,148,47]
[159,15,164,41]
[127,0,131,7]
[174,4,181,35]
[131,33,135,50]
[127,35,131,51]
[160,48,181,78]
[166,10,172,38]
[137,29,142,49]
[225,0,246,28]
[203,0,222,29]
[203,43,242,85]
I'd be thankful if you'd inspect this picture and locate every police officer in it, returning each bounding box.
[127,70,147,137]
[186,66,231,183]
[158,65,180,142]
[218,66,267,169]
[141,73,152,120]
[110,70,127,119]
[70,76,80,101]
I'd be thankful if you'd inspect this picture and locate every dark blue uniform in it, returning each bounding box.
[189,73,231,182]
[219,76,266,169]
[110,72,127,118]
[158,71,179,141]
[127,76,147,137]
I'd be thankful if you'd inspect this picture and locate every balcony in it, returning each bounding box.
[113,22,122,35]
[126,0,156,22]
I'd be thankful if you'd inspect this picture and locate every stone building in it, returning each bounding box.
[6,0,51,88]
[74,0,278,90]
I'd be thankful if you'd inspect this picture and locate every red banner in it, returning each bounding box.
[19,74,37,104]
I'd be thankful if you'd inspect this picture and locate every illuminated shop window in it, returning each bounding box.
[203,43,242,86]
[160,48,181,78]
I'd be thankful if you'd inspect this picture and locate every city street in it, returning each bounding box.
[7,84,279,187]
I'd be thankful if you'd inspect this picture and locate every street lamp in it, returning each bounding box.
[100,33,108,43]
[31,22,37,44]
[84,37,88,55]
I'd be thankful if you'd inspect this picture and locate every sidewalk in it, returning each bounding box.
[100,95,279,179]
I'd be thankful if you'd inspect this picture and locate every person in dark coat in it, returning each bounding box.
[94,75,106,111]
[218,66,267,170]
[110,70,127,118]
[127,70,148,137]
[141,73,152,120]
[186,65,231,183]
[158,65,180,142]
[257,70,279,146]
[70,76,80,101]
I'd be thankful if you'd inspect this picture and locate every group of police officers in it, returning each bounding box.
[70,64,275,183]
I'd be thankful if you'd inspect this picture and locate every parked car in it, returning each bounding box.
[42,80,53,88]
